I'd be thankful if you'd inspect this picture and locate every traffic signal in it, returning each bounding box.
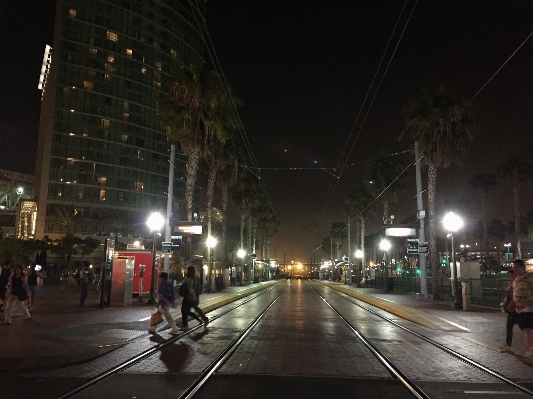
[441,258,448,265]
[416,269,421,275]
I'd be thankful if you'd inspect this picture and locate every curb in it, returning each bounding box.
[318,281,464,332]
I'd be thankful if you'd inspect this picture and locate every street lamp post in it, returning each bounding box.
[146,212,165,305]
[380,239,391,293]
[504,243,511,264]
[443,211,463,309]
[355,249,364,286]
[237,249,246,286]
[206,236,217,292]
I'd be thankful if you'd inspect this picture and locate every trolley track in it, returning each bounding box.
[57,282,288,399]
[311,281,533,397]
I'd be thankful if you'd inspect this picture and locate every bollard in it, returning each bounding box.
[461,281,471,311]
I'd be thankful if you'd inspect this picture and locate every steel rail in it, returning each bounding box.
[56,282,285,399]
[178,284,288,399]
[317,282,533,397]
[309,283,430,399]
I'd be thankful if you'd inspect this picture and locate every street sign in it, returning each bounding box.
[407,239,419,255]
[418,242,428,254]
[162,242,172,254]
[172,222,203,235]
[170,235,182,250]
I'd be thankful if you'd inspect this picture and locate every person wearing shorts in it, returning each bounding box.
[512,259,533,357]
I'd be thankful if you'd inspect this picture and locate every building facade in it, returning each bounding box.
[34,0,205,241]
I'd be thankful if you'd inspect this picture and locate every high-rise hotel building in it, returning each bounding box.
[34,0,205,241]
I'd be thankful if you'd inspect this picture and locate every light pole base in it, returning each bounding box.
[416,293,433,301]
[452,300,462,309]
[147,297,156,306]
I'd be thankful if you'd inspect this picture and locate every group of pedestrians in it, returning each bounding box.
[149,265,209,334]
[502,258,533,357]
[0,261,45,325]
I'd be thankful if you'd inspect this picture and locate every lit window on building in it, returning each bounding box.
[126,48,132,56]
[78,187,84,199]
[118,191,125,202]
[134,182,143,191]
[155,61,162,70]
[69,9,76,18]
[84,81,94,91]
[99,189,106,201]
[153,81,161,89]
[98,177,107,185]
[107,31,118,41]
[101,118,110,128]
[107,54,114,62]
[141,67,147,73]
[89,47,97,56]
[123,101,129,111]
[121,134,128,142]
[57,191,62,197]
[123,113,129,121]
[170,49,177,57]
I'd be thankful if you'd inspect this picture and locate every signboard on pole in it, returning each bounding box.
[407,239,419,255]
[418,242,428,254]
[161,242,172,254]
[170,235,182,250]
[172,222,203,235]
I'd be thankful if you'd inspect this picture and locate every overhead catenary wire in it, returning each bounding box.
[323,0,418,213]
[308,27,533,259]
[188,0,277,216]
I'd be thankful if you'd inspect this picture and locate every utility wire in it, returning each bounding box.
[323,0,418,213]
[188,0,277,215]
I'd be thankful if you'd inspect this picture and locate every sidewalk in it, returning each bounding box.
[1,280,530,371]
[0,280,277,371]
[321,281,533,365]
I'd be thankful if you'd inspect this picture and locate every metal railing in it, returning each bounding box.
[372,275,509,308]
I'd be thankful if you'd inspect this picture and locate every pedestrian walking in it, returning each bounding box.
[501,268,518,350]
[511,259,533,357]
[0,260,12,312]
[79,265,89,306]
[25,263,45,310]
[3,265,31,324]
[178,265,208,331]
[148,272,178,334]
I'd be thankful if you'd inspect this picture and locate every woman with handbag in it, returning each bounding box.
[178,266,209,331]
[3,265,31,324]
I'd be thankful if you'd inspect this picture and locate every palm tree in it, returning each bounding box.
[469,173,496,261]
[157,66,237,222]
[329,222,347,260]
[53,205,80,234]
[498,157,530,257]
[345,187,374,277]
[216,139,241,260]
[400,86,474,299]
[364,154,405,221]
[105,209,131,250]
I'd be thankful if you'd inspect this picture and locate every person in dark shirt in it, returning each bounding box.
[25,263,45,310]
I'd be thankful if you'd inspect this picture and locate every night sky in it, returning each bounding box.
[1,1,533,261]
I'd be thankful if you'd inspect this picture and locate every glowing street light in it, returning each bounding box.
[237,249,246,285]
[146,212,164,305]
[443,211,463,309]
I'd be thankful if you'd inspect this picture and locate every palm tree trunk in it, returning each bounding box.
[360,217,365,277]
[206,162,217,238]
[481,194,489,263]
[428,165,439,299]
[221,183,229,260]
[513,172,521,257]
[185,148,201,222]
